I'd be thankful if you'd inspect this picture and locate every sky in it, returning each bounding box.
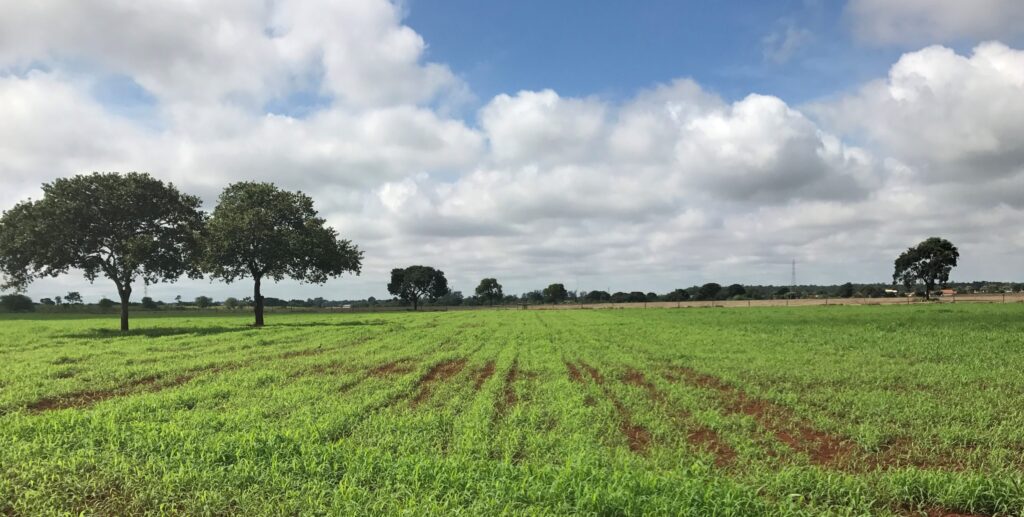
[1,0,1024,302]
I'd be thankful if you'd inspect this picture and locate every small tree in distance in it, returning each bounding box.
[194,296,213,309]
[202,182,363,326]
[893,237,959,300]
[543,283,568,304]
[388,266,449,310]
[475,278,503,306]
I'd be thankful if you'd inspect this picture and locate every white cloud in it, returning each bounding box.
[846,0,1024,45]
[813,43,1024,186]
[762,24,813,64]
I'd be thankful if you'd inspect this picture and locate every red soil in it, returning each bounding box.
[411,358,467,407]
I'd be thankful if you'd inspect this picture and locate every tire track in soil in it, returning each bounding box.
[667,366,854,467]
[474,360,496,391]
[570,360,651,454]
[622,367,735,467]
[410,359,468,407]
[494,359,519,419]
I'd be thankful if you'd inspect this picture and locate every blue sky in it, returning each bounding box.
[1,0,1024,302]
[405,1,888,105]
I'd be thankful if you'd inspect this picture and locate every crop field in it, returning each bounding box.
[1,305,1023,516]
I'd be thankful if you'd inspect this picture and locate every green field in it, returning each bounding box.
[1,305,1023,516]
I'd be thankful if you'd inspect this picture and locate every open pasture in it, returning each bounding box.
[1,305,1023,516]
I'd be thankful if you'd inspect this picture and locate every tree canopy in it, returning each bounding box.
[893,237,959,299]
[543,283,568,304]
[388,266,449,310]
[475,278,503,305]
[697,282,723,301]
[202,182,362,326]
[0,172,203,331]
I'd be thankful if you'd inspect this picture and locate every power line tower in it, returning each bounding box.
[791,259,796,289]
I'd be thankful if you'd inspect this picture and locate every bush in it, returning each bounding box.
[97,298,116,311]
[141,296,159,310]
[0,294,35,312]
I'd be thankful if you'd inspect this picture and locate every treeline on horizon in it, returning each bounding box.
[4,280,1021,314]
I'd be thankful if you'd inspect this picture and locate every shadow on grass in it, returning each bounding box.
[64,326,258,339]
[63,319,386,339]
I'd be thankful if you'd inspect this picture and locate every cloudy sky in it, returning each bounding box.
[2,0,1023,302]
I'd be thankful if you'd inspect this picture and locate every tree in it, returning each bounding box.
[627,291,647,303]
[893,237,959,300]
[98,298,116,311]
[524,290,544,304]
[387,266,449,310]
[141,296,158,310]
[0,173,204,331]
[65,291,83,304]
[583,290,611,303]
[726,284,746,299]
[0,294,34,312]
[438,291,464,306]
[665,289,690,302]
[837,282,855,298]
[202,182,362,326]
[54,295,62,306]
[697,283,722,301]
[475,278,503,306]
[543,283,568,304]
[223,297,241,310]
[194,296,213,309]
[174,295,183,307]
[39,298,55,306]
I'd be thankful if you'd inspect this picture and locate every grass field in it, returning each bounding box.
[1,305,1023,516]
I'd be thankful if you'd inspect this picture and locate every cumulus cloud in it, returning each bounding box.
[846,0,1024,45]
[813,43,1024,187]
[0,0,464,107]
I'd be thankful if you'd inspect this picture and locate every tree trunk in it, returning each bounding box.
[253,275,265,327]
[118,287,131,332]
[412,295,418,311]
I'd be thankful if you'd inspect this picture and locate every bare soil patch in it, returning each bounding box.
[369,360,416,377]
[565,361,584,384]
[575,360,651,454]
[495,360,519,419]
[670,366,854,467]
[28,372,198,412]
[474,360,496,391]
[411,358,467,407]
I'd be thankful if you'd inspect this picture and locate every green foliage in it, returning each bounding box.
[97,298,116,311]
[725,284,746,299]
[474,278,503,305]
[894,237,960,299]
[542,283,568,304]
[388,266,449,310]
[0,172,204,331]
[64,292,83,304]
[0,293,34,312]
[838,282,855,298]
[223,297,241,310]
[194,296,213,309]
[697,282,722,300]
[140,297,158,310]
[1,306,1023,515]
[665,289,690,302]
[202,182,362,325]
